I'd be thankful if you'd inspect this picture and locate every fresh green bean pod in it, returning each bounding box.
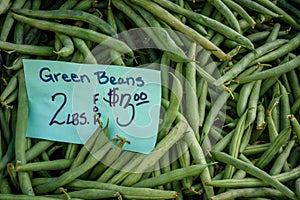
[0,0,12,14]
[144,0,254,49]
[256,127,291,169]
[224,111,247,179]
[288,114,300,142]
[11,13,134,57]
[270,139,295,175]
[216,39,288,86]
[0,41,55,56]
[211,187,286,200]
[16,159,74,172]
[0,0,27,41]
[212,151,298,200]
[15,71,35,196]
[54,33,74,58]
[296,177,300,198]
[251,32,300,65]
[129,0,229,60]
[133,164,210,188]
[254,0,300,30]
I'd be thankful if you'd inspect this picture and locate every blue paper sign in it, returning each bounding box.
[23,59,161,154]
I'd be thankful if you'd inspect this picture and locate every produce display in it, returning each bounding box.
[0,0,300,199]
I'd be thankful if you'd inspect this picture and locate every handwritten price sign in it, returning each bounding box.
[23,59,161,154]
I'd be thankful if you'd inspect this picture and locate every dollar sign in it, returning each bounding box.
[103,87,119,107]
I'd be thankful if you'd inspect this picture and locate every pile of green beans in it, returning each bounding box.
[1,0,300,199]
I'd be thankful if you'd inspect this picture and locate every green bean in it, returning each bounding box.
[256,103,266,130]
[0,176,12,194]
[201,83,238,145]
[121,120,188,186]
[13,21,24,44]
[11,13,134,57]
[34,136,112,194]
[267,95,281,142]
[4,55,30,71]
[130,0,229,60]
[224,111,247,179]
[114,0,189,63]
[208,0,241,33]
[185,43,200,140]
[236,0,281,17]
[251,32,300,65]
[243,143,270,156]
[279,81,291,130]
[54,33,74,58]
[296,177,300,198]
[133,164,210,188]
[66,179,178,199]
[25,140,55,162]
[239,125,253,153]
[241,55,300,83]
[0,40,54,56]
[223,31,272,48]
[278,0,300,18]
[0,108,12,145]
[0,0,26,41]
[159,153,172,190]
[0,0,12,14]
[59,0,79,10]
[270,139,295,175]
[97,151,135,183]
[160,54,170,100]
[143,0,254,49]
[266,23,281,43]
[0,134,15,172]
[288,115,300,142]
[0,194,62,200]
[61,188,119,199]
[7,163,19,189]
[176,141,192,189]
[207,165,300,188]
[223,0,256,29]
[17,159,74,172]
[89,139,126,180]
[211,187,286,200]
[198,79,208,127]
[24,27,40,45]
[186,17,208,36]
[72,37,97,64]
[254,0,300,31]
[291,98,300,114]
[158,73,182,141]
[237,81,256,117]
[184,130,215,199]
[73,0,94,10]
[246,80,262,126]
[211,151,298,200]
[65,143,79,159]
[259,75,280,97]
[170,153,184,199]
[32,0,41,10]
[256,127,291,169]
[107,0,117,32]
[216,39,288,86]
[287,69,300,100]
[16,71,34,196]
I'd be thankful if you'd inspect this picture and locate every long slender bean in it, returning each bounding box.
[141,0,254,49]
[211,151,298,200]
[129,0,229,60]
[11,13,134,57]
[239,55,300,84]
[215,39,288,86]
